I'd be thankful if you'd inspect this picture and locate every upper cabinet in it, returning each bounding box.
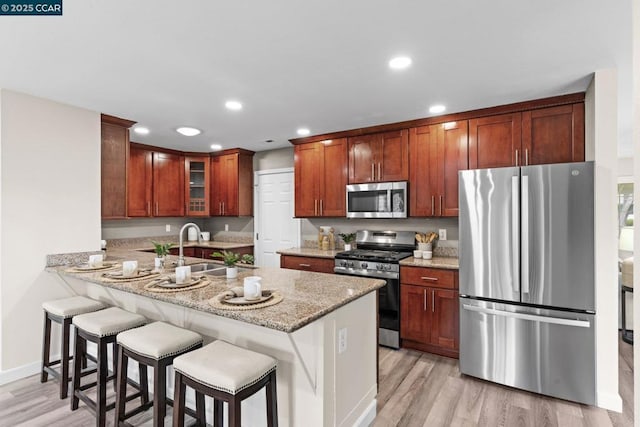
[294,138,348,217]
[409,121,468,217]
[128,144,185,217]
[210,149,254,217]
[101,114,136,219]
[469,103,584,169]
[348,130,408,183]
[185,156,210,217]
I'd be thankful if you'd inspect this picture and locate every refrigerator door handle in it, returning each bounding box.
[511,176,520,293]
[521,175,530,294]
[462,304,591,328]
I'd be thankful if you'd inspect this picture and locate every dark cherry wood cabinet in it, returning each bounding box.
[294,138,348,217]
[469,112,522,169]
[128,144,184,217]
[101,114,136,219]
[185,156,210,217]
[280,255,335,274]
[522,103,585,165]
[210,149,254,217]
[409,121,468,217]
[348,130,408,183]
[400,266,459,358]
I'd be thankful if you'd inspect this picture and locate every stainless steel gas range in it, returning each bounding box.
[334,230,415,349]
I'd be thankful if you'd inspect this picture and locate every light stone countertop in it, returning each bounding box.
[48,249,384,333]
[277,247,342,259]
[399,256,459,270]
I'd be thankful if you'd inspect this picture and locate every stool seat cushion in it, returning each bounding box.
[72,307,146,337]
[117,321,203,360]
[42,296,105,319]
[622,257,634,288]
[174,340,277,395]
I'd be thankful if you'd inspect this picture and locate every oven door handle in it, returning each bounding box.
[333,267,399,280]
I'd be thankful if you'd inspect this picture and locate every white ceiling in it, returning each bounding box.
[0,0,632,156]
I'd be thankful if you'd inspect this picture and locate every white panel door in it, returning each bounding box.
[255,169,299,267]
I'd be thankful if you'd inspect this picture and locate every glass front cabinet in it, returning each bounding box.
[185,156,210,216]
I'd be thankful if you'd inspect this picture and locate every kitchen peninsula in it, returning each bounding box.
[47,249,384,426]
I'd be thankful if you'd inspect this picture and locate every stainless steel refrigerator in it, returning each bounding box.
[458,162,596,405]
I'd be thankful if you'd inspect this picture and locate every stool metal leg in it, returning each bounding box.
[70,328,82,411]
[114,345,128,426]
[266,371,278,427]
[60,317,72,399]
[41,312,51,383]
[173,372,186,427]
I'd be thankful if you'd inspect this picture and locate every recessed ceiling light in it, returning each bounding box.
[225,101,243,111]
[388,56,412,70]
[210,144,223,151]
[264,139,274,144]
[176,127,201,136]
[429,105,446,114]
[133,126,149,135]
[297,128,310,136]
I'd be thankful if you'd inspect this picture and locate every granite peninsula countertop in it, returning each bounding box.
[277,247,342,259]
[47,249,384,333]
[399,256,459,270]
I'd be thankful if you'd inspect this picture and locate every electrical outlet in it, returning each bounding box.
[165,224,171,232]
[338,328,347,354]
[438,229,447,241]
[225,224,229,231]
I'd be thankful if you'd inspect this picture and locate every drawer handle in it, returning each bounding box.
[421,276,438,281]
[299,263,311,267]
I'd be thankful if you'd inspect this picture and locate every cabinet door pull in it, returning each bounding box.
[378,162,381,180]
[299,263,311,268]
[314,199,318,216]
[440,195,443,216]
[515,149,519,166]
[423,289,427,311]
[432,290,435,312]
[371,163,375,181]
[155,203,159,216]
[147,202,151,216]
[431,196,435,216]
[320,199,323,216]
[421,276,438,281]
[525,149,529,166]
[222,202,225,215]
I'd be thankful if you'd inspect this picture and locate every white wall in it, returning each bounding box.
[632,0,640,422]
[585,70,623,412]
[0,89,101,378]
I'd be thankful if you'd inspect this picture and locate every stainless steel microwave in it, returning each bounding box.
[346,182,407,218]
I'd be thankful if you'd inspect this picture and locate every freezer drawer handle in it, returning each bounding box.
[421,276,438,281]
[462,304,591,328]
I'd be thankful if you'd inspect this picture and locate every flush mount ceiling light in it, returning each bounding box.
[133,126,149,135]
[225,100,243,111]
[429,104,446,114]
[210,144,223,151]
[297,128,311,136]
[388,56,412,70]
[176,127,201,136]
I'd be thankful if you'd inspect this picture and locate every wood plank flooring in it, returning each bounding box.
[0,336,633,426]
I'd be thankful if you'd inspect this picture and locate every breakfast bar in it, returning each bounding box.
[47,250,384,426]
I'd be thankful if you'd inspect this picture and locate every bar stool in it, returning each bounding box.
[114,321,204,427]
[70,307,147,427]
[621,257,634,344]
[172,340,278,427]
[41,296,105,399]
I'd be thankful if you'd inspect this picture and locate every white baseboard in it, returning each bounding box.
[597,390,623,412]
[353,399,377,427]
[0,360,42,386]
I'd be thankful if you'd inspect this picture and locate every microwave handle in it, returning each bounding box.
[387,190,392,213]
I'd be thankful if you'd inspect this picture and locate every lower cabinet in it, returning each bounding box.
[400,266,459,358]
[280,255,335,274]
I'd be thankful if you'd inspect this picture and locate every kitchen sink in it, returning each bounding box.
[188,263,224,273]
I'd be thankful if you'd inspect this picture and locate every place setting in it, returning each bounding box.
[101,260,159,282]
[66,254,119,273]
[144,266,211,293]
[209,276,283,310]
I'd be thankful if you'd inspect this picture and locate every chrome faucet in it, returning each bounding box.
[177,222,202,266]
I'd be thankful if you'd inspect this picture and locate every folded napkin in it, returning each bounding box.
[219,286,245,300]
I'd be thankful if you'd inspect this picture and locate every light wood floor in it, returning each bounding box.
[0,336,633,426]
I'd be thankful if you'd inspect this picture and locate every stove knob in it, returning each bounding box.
[348,261,355,268]
[361,262,368,269]
[340,261,348,267]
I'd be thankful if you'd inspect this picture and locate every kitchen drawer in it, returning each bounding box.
[281,255,335,274]
[400,266,457,289]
